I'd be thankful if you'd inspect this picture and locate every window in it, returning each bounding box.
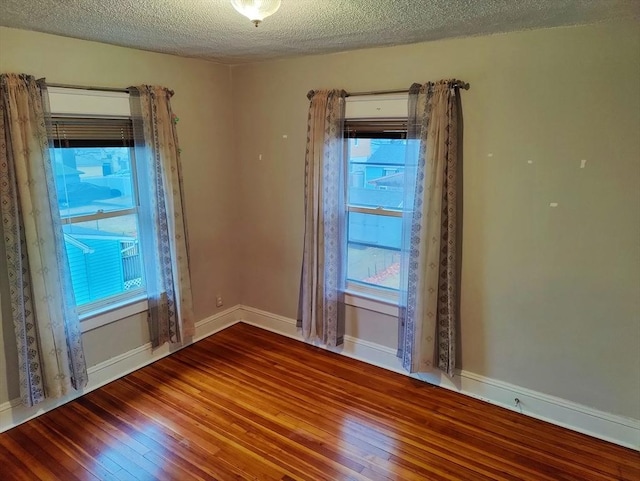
[44,87,149,326]
[49,117,145,316]
[344,120,407,296]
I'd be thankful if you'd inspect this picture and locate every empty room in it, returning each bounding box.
[0,0,639,479]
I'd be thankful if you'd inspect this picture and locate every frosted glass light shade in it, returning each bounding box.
[231,0,281,26]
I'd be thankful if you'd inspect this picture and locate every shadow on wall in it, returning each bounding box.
[456,92,465,370]
[458,87,487,377]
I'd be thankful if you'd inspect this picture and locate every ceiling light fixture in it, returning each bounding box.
[231,0,281,27]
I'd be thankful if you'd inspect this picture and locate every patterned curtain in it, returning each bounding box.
[297,89,346,347]
[130,86,194,348]
[0,73,88,406]
[398,80,462,376]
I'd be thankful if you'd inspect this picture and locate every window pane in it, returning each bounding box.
[347,212,401,290]
[347,245,400,290]
[347,138,406,210]
[50,147,135,218]
[63,214,143,306]
[348,212,401,249]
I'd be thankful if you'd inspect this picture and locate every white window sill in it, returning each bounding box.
[79,296,148,333]
[344,286,399,317]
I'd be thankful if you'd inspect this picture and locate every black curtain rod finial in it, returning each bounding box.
[452,80,470,90]
[306,89,347,101]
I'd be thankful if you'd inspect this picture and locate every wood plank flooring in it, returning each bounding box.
[1,322,638,480]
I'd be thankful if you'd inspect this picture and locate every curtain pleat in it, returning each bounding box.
[297,89,346,347]
[398,80,461,376]
[130,86,194,348]
[0,73,88,406]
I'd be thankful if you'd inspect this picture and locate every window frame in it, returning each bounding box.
[342,94,409,311]
[48,88,149,330]
[344,129,405,305]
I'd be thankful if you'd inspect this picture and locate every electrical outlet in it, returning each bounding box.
[216,295,223,308]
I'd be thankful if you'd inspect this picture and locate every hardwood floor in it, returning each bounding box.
[1,323,638,480]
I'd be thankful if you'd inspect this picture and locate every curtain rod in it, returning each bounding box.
[307,81,470,100]
[38,80,175,97]
[39,80,131,93]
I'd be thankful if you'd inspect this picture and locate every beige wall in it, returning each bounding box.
[1,21,638,423]
[232,21,640,420]
[0,27,240,403]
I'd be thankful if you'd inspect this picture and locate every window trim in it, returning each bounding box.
[60,207,137,225]
[48,87,131,118]
[344,284,399,317]
[345,94,408,119]
[347,205,402,218]
[76,286,146,317]
[79,295,148,333]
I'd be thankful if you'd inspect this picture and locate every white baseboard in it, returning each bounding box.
[239,305,640,450]
[3,303,638,450]
[0,306,240,433]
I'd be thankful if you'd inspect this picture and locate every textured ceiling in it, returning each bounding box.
[1,0,638,64]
